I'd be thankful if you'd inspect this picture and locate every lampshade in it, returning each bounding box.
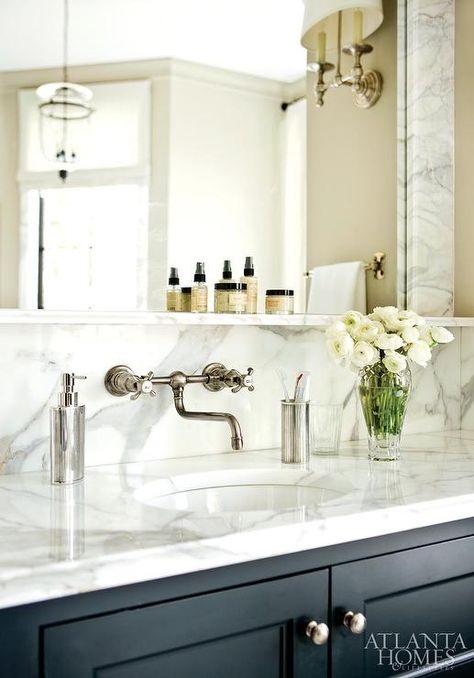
[301,0,383,53]
[36,82,94,121]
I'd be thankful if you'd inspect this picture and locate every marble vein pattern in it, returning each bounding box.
[0,322,461,474]
[405,0,455,316]
[0,433,472,609]
[460,328,474,429]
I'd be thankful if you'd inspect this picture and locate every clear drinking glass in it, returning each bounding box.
[310,403,343,455]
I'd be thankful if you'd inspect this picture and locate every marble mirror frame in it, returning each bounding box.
[397,0,454,317]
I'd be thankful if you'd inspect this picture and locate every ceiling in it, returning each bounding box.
[0,0,306,82]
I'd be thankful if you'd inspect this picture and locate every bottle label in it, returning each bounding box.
[265,295,293,314]
[245,278,258,313]
[181,294,192,312]
[214,290,228,313]
[241,277,257,313]
[167,290,182,312]
[191,287,208,312]
[228,291,247,313]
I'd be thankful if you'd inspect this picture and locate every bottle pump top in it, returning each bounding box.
[222,260,233,279]
[194,262,206,282]
[168,267,180,285]
[244,256,254,277]
[58,373,86,407]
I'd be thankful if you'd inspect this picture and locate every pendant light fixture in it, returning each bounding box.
[36,0,94,181]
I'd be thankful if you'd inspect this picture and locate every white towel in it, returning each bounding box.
[306,261,366,314]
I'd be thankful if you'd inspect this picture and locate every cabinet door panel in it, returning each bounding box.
[43,569,328,678]
[332,537,474,678]
[96,626,282,678]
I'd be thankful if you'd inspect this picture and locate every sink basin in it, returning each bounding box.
[134,468,352,515]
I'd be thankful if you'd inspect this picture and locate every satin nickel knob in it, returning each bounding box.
[305,620,330,645]
[343,610,367,634]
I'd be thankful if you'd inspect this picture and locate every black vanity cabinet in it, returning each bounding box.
[1,520,473,678]
[43,570,329,678]
[332,538,474,677]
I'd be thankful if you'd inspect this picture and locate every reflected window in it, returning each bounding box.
[32,184,148,310]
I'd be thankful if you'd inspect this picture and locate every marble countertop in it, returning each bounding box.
[1,431,473,610]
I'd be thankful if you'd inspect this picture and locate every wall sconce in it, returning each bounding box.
[301,0,384,109]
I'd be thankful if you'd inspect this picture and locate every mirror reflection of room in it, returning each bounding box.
[0,0,400,314]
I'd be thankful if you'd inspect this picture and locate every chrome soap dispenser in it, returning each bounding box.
[50,373,86,485]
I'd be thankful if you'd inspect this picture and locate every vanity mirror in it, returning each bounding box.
[0,0,457,317]
[0,0,307,312]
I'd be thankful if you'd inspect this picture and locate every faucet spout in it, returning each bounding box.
[104,363,253,452]
[173,388,244,451]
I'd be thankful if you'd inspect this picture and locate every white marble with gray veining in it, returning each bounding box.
[0,310,471,326]
[0,310,338,326]
[405,0,455,316]
[460,328,474,429]
[0,432,472,610]
[0,321,461,474]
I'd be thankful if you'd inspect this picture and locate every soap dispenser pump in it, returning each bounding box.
[50,373,86,485]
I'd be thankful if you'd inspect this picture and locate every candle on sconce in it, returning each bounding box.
[353,8,363,44]
[318,30,326,63]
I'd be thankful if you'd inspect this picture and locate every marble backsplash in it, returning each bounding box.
[460,328,474,430]
[0,319,464,475]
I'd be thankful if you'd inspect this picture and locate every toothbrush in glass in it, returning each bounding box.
[276,368,290,402]
[294,371,311,402]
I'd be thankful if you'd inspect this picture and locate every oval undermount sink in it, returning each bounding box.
[134,468,352,515]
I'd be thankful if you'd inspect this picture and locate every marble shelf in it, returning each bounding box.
[0,309,471,326]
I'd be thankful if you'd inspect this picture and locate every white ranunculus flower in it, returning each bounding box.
[351,341,379,368]
[369,306,399,331]
[401,326,420,344]
[382,350,408,374]
[407,340,432,367]
[395,310,421,329]
[354,319,383,342]
[375,332,405,351]
[326,321,347,339]
[326,333,354,364]
[341,310,363,335]
[430,326,455,344]
[417,325,432,344]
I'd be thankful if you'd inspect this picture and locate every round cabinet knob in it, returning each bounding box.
[343,610,367,634]
[305,620,330,645]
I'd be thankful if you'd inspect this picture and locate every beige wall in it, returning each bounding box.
[306,0,397,313]
[454,0,474,316]
[0,86,19,307]
[166,69,285,311]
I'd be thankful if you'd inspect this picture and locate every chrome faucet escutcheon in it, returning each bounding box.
[104,363,254,451]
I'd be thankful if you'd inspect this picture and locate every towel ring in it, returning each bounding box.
[304,252,385,281]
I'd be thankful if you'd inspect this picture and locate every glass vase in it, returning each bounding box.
[357,362,411,461]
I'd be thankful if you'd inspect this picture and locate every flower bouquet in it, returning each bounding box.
[326,307,454,460]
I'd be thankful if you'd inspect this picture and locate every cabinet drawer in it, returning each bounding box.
[43,569,329,678]
[332,537,474,678]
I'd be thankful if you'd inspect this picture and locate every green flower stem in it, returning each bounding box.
[358,362,411,452]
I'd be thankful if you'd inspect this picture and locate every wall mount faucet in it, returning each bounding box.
[104,363,254,451]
